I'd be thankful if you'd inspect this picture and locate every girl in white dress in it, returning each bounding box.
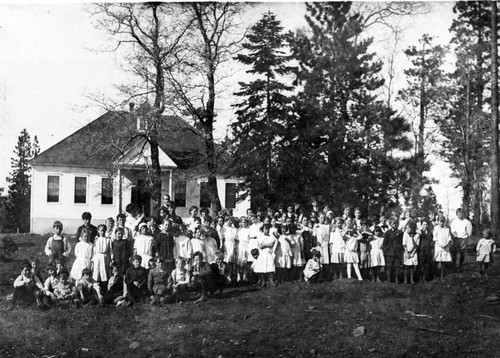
[433,216,452,278]
[133,223,153,269]
[329,218,346,279]
[92,224,111,284]
[344,224,363,281]
[246,215,262,269]
[315,215,331,272]
[273,217,292,283]
[370,226,385,283]
[290,216,306,279]
[222,217,238,282]
[70,228,94,281]
[402,222,420,284]
[236,217,251,282]
[254,224,277,287]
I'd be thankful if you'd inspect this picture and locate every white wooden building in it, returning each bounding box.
[29,109,249,235]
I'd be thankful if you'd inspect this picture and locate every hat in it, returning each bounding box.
[138,223,148,230]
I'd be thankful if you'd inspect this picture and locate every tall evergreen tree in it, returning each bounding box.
[286,2,411,213]
[6,129,39,232]
[231,11,294,207]
[436,1,492,225]
[399,34,447,212]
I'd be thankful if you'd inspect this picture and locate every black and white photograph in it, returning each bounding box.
[1,1,500,357]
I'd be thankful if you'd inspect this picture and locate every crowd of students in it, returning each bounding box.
[11,201,496,310]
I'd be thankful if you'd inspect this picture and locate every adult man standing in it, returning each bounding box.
[450,208,473,271]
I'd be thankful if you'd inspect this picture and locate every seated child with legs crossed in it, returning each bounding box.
[103,263,125,305]
[169,257,190,302]
[52,270,80,308]
[13,263,47,310]
[303,249,322,283]
[124,255,149,306]
[189,251,215,302]
[148,257,173,305]
[76,268,104,306]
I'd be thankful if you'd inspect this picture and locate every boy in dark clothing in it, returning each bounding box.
[383,219,403,283]
[124,255,149,306]
[111,227,131,274]
[148,257,173,304]
[76,212,98,244]
[153,220,176,271]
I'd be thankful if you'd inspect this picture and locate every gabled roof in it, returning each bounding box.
[30,111,207,170]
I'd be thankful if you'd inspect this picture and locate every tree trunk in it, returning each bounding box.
[491,0,499,240]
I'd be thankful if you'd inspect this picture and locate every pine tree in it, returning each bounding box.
[435,1,492,225]
[287,2,411,213]
[399,34,447,212]
[6,129,39,232]
[231,11,294,207]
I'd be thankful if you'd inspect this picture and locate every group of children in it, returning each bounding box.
[12,203,496,310]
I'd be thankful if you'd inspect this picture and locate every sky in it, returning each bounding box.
[0,1,463,217]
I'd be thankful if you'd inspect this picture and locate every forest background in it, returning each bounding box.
[0,1,494,232]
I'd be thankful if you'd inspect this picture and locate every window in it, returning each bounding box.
[200,181,211,208]
[74,177,87,204]
[174,180,186,207]
[47,176,60,202]
[225,183,237,209]
[101,177,113,205]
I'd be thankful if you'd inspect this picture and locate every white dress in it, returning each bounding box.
[70,241,94,281]
[236,227,250,265]
[190,238,205,258]
[344,235,359,264]
[403,232,420,266]
[329,231,346,264]
[290,232,305,267]
[370,235,385,267]
[222,226,238,263]
[477,238,495,263]
[254,233,277,273]
[433,226,452,262]
[134,234,153,268]
[274,228,292,269]
[315,224,331,264]
[247,223,262,262]
[204,237,218,264]
[92,236,111,281]
[174,235,192,260]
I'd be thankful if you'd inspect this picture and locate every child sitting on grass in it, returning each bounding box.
[189,251,214,302]
[303,249,322,283]
[124,255,149,306]
[76,268,104,306]
[169,257,190,302]
[103,263,125,305]
[43,265,59,305]
[13,263,47,310]
[148,257,173,305]
[53,270,79,308]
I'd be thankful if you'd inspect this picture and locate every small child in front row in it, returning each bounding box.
[344,230,363,281]
[402,222,420,284]
[169,257,190,301]
[53,270,79,308]
[433,216,452,279]
[77,268,104,306]
[303,249,322,283]
[13,263,47,309]
[477,229,496,278]
[329,218,346,280]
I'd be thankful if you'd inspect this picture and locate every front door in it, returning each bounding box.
[131,179,151,216]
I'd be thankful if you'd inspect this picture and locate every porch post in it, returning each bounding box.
[169,170,173,199]
[118,169,122,213]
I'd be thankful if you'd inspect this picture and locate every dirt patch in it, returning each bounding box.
[1,234,500,357]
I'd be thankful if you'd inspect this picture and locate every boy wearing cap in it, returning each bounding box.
[45,221,71,264]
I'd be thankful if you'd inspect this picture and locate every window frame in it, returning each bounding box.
[47,175,60,203]
[74,176,87,204]
[101,177,113,205]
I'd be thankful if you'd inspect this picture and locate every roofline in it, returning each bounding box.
[28,110,122,165]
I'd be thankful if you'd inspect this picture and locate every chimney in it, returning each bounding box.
[129,102,135,112]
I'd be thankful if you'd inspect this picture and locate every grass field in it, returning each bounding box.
[1,233,500,358]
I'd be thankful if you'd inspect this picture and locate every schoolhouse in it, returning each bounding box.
[29,106,249,235]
